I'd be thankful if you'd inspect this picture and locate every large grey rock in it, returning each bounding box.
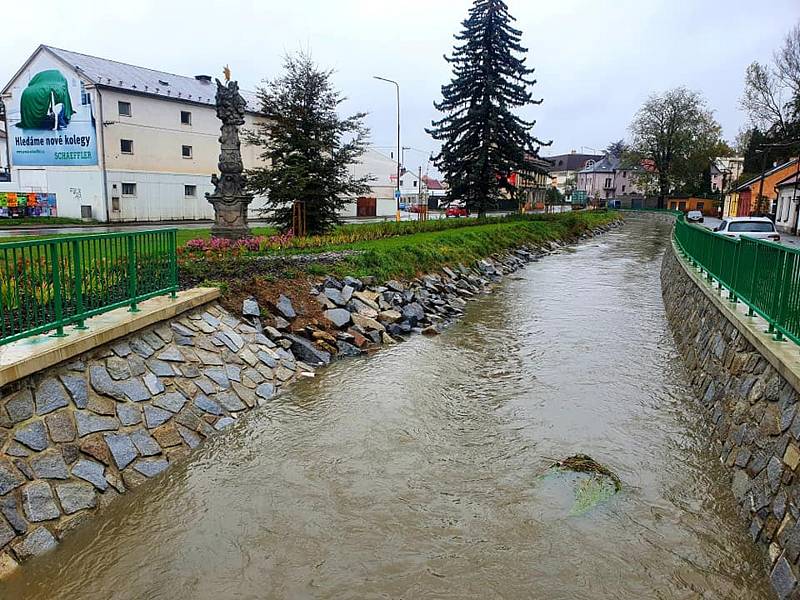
[0,515,13,549]
[117,403,142,427]
[71,459,108,491]
[243,298,261,317]
[257,352,277,368]
[117,379,151,403]
[111,341,132,357]
[55,482,97,514]
[771,555,797,599]
[143,406,172,429]
[13,527,57,560]
[104,433,137,470]
[0,461,24,496]
[324,287,346,307]
[75,412,119,437]
[153,392,187,414]
[129,338,155,358]
[22,482,60,522]
[132,459,169,478]
[4,390,34,423]
[89,366,124,400]
[205,368,230,390]
[177,425,201,449]
[57,374,87,409]
[34,378,69,416]
[30,450,69,479]
[286,334,331,366]
[14,421,48,451]
[146,359,175,378]
[256,383,275,400]
[214,417,235,430]
[0,495,27,534]
[225,364,242,383]
[194,394,224,416]
[324,309,351,328]
[129,429,161,457]
[337,341,363,357]
[216,392,246,412]
[276,295,297,319]
[157,346,185,362]
[106,357,131,380]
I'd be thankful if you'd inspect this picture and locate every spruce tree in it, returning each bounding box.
[427,0,549,217]
[247,52,371,234]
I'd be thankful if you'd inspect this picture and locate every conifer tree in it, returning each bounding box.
[427,0,549,217]
[247,52,371,234]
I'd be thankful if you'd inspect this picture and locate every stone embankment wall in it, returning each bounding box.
[662,242,800,599]
[0,219,619,577]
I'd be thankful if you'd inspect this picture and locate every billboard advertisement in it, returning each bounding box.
[7,67,98,166]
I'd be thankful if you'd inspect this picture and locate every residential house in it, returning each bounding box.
[543,151,602,197]
[724,158,799,218]
[515,156,552,209]
[422,176,447,208]
[774,171,800,234]
[712,156,744,194]
[0,124,8,181]
[576,155,645,202]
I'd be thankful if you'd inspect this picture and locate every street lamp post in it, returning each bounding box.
[374,76,401,222]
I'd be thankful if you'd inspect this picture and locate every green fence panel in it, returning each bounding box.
[0,229,179,345]
[673,215,800,347]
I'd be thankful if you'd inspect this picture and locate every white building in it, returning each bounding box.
[0,45,278,221]
[775,172,800,235]
[344,148,402,218]
[2,45,401,223]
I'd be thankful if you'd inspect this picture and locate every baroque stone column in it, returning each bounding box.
[206,78,253,240]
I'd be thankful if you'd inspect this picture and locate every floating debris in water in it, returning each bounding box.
[539,454,621,516]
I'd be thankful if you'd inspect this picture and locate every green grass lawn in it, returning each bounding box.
[0,216,90,227]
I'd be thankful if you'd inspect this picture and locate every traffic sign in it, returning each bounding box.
[394,190,402,200]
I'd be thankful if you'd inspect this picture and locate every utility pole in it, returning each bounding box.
[374,76,401,222]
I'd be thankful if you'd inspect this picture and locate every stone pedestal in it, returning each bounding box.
[207,194,253,240]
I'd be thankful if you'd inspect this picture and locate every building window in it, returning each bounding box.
[118,101,132,117]
[413,180,417,187]
[182,145,193,159]
[120,139,134,154]
[184,185,197,197]
[121,182,136,196]
[622,171,627,178]
[622,185,626,193]
[697,202,704,212]
[180,111,192,125]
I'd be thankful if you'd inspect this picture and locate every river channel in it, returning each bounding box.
[0,217,773,599]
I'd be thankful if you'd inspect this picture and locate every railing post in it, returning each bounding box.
[50,243,66,338]
[127,235,140,313]
[169,230,178,299]
[773,251,794,342]
[72,239,87,330]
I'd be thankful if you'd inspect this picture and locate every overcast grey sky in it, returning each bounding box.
[4,0,798,174]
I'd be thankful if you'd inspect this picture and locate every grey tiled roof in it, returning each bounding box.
[44,45,260,112]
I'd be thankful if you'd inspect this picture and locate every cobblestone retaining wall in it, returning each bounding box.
[662,242,800,600]
[0,303,315,575]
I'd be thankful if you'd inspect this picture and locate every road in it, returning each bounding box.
[700,216,800,248]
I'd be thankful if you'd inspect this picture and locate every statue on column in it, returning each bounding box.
[206,66,254,239]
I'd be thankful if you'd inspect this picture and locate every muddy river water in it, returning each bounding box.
[0,217,773,599]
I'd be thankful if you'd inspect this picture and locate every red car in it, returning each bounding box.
[446,205,469,218]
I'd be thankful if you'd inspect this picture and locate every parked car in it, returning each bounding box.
[446,204,469,218]
[713,217,781,242]
[686,210,704,223]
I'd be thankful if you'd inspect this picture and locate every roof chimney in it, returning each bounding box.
[195,75,212,83]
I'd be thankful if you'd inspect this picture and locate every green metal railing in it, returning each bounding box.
[673,215,800,347]
[0,229,178,345]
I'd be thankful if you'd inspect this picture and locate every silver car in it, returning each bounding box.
[714,217,781,242]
